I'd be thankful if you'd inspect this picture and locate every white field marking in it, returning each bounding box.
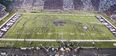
[101,15,116,29]
[0,38,116,42]
[59,32,64,35]
[48,32,52,35]
[0,13,16,28]
[70,33,75,35]
[102,33,106,36]
[37,32,42,34]
[90,22,103,25]
[25,33,30,34]
[81,33,85,35]
[21,13,95,16]
[91,33,95,36]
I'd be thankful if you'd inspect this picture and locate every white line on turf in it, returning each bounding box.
[0,13,16,28]
[0,39,116,42]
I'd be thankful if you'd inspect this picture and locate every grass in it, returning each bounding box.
[0,12,14,26]
[0,41,116,48]
[3,13,115,40]
[0,12,116,48]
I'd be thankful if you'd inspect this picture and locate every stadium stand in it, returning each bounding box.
[9,0,44,11]
[99,0,115,12]
[63,0,74,10]
[81,0,94,11]
[44,0,63,9]
[73,0,83,10]
[111,15,116,21]
[32,0,44,10]
[91,0,100,11]
[0,0,116,56]
[0,47,116,56]
[0,4,4,11]
[9,0,116,13]
[0,3,8,20]
[105,4,116,15]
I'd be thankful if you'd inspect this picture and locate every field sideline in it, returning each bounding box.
[2,13,115,40]
[1,39,116,42]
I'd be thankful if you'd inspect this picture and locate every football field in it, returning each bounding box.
[3,13,115,40]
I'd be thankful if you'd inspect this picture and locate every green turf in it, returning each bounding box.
[0,12,14,26]
[4,13,115,40]
[0,41,116,48]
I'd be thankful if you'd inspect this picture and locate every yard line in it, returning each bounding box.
[21,13,95,16]
[0,39,116,42]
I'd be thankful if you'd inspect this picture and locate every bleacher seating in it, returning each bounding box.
[105,4,116,16]
[0,4,8,20]
[44,0,63,9]
[0,4,5,11]
[73,0,83,10]
[91,0,100,11]
[9,0,116,15]
[111,15,116,21]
